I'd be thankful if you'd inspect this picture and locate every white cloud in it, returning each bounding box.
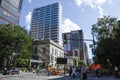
[74,0,112,17]
[61,18,80,33]
[75,0,84,6]
[25,12,32,31]
[74,0,96,8]
[85,0,96,8]
[28,0,32,3]
[97,6,104,17]
[74,0,108,7]
[95,0,106,5]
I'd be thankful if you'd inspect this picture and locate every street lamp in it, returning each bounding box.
[12,53,19,67]
[12,53,16,67]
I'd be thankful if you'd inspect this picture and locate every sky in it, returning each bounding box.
[19,0,120,59]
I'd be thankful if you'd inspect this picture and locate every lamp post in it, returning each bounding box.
[12,53,20,67]
[12,53,16,67]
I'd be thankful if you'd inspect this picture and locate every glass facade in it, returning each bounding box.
[31,3,62,45]
[0,0,23,25]
[63,30,84,52]
[71,30,84,50]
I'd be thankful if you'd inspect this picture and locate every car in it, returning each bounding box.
[2,67,10,75]
[38,68,46,73]
[9,68,20,75]
[2,67,20,75]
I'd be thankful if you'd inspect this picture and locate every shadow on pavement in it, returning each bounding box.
[49,76,80,80]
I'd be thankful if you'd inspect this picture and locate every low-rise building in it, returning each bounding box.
[31,39,64,68]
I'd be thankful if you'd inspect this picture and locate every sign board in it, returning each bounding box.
[56,58,67,64]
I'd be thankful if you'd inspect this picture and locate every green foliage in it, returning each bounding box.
[78,61,86,67]
[16,58,29,67]
[42,61,48,68]
[20,67,28,71]
[0,24,33,67]
[92,16,117,40]
[91,16,120,68]
[36,65,40,70]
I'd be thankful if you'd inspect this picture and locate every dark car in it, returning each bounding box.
[2,67,20,75]
[9,68,20,75]
[2,68,10,75]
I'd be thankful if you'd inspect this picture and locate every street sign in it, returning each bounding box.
[56,58,67,64]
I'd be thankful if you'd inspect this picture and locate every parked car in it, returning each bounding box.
[2,67,20,75]
[38,68,46,73]
[9,68,20,75]
[2,67,10,75]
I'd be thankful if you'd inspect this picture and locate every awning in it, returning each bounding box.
[30,59,43,63]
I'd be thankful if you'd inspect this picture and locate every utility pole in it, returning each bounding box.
[92,32,97,64]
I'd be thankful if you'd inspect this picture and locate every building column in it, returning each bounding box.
[77,49,80,61]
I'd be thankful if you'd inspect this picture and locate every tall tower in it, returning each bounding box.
[30,3,62,45]
[63,30,86,61]
[0,0,23,25]
[71,30,84,51]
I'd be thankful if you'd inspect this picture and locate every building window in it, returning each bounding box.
[43,48,46,53]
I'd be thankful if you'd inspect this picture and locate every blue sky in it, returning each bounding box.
[19,0,120,59]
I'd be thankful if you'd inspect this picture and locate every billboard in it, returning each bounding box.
[56,58,67,64]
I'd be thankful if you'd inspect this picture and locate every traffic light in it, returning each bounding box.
[91,48,94,54]
[63,34,67,44]
[91,48,96,55]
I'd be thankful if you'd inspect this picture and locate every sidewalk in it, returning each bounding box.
[0,73,3,77]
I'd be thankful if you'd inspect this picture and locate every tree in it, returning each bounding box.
[91,16,120,68]
[0,24,33,68]
[91,16,117,40]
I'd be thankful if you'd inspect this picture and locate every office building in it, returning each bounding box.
[63,30,88,62]
[30,3,62,45]
[31,39,64,68]
[0,0,23,25]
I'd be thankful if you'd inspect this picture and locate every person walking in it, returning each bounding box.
[68,65,72,76]
[78,66,82,79]
[81,67,87,80]
[95,66,99,78]
[47,65,51,76]
[114,65,119,78]
[72,66,76,79]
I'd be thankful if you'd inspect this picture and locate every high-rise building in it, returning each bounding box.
[63,30,88,62]
[71,30,84,51]
[30,3,62,45]
[0,0,23,25]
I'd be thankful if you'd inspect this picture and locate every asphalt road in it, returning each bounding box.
[0,72,119,80]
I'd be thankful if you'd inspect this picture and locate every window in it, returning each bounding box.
[43,48,46,53]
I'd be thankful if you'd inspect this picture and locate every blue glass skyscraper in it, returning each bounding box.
[30,3,62,45]
[0,0,23,25]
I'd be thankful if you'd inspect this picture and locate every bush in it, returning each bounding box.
[20,67,28,72]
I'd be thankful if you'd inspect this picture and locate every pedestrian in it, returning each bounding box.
[72,66,76,79]
[78,66,82,79]
[47,65,51,76]
[81,67,87,80]
[36,65,40,75]
[114,65,119,78]
[68,65,72,76]
[94,66,99,78]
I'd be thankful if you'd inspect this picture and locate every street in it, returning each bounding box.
[0,72,119,80]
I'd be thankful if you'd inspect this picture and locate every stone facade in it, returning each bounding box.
[31,39,64,68]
